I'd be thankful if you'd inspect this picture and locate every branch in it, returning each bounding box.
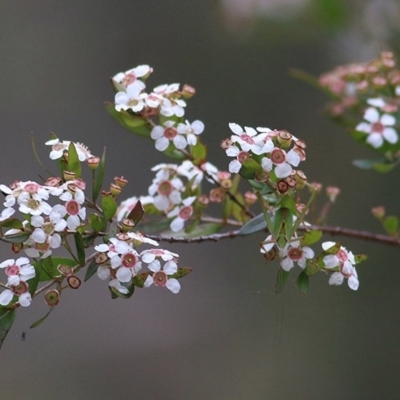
[146,223,400,246]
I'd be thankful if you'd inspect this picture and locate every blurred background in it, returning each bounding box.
[0,0,400,399]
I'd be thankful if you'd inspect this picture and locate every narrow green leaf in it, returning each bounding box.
[30,308,54,329]
[38,257,77,282]
[109,282,135,299]
[302,230,322,246]
[101,194,117,221]
[67,142,82,178]
[106,102,151,137]
[89,213,107,233]
[239,158,262,180]
[170,267,193,279]
[84,259,99,282]
[0,309,16,349]
[190,140,207,163]
[372,162,396,173]
[0,218,23,229]
[383,216,398,235]
[1,233,30,243]
[354,254,368,264]
[275,268,290,293]
[239,213,267,236]
[28,260,42,294]
[93,147,106,202]
[296,271,309,295]
[133,272,150,288]
[74,232,85,266]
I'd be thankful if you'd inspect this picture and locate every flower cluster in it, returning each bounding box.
[223,123,307,193]
[112,65,204,153]
[95,233,181,294]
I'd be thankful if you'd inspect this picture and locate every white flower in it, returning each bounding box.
[0,288,31,307]
[144,259,181,293]
[113,65,152,87]
[279,241,314,271]
[322,241,359,290]
[260,235,275,254]
[167,196,196,232]
[177,120,204,145]
[261,147,300,178]
[53,188,86,230]
[140,248,179,263]
[115,80,147,113]
[0,257,35,286]
[229,123,274,155]
[356,107,398,148]
[151,120,187,151]
[225,145,249,174]
[45,139,93,162]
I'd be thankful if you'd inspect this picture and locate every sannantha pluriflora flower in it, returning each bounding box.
[152,83,186,117]
[144,259,181,294]
[177,160,218,187]
[52,188,86,230]
[356,98,398,148]
[151,120,187,151]
[177,120,205,146]
[95,238,142,294]
[115,80,147,113]
[0,257,35,307]
[279,240,314,271]
[112,65,152,88]
[167,196,196,232]
[261,146,301,179]
[45,139,93,162]
[322,241,359,290]
[148,164,183,212]
[228,123,274,155]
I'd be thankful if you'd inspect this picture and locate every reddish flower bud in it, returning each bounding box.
[67,275,81,289]
[87,156,100,170]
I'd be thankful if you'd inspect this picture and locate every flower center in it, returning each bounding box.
[5,265,20,276]
[157,180,172,196]
[27,198,40,210]
[164,127,177,140]
[153,271,167,287]
[371,122,384,134]
[13,281,28,295]
[240,134,254,145]
[271,149,286,165]
[121,73,136,86]
[43,221,55,236]
[122,253,137,268]
[24,183,39,194]
[66,200,80,216]
[336,248,348,262]
[178,205,193,220]
[288,247,303,261]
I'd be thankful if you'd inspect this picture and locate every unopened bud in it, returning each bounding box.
[182,84,196,99]
[277,180,289,194]
[197,194,210,207]
[371,206,385,219]
[209,188,225,203]
[326,186,340,202]
[277,130,292,149]
[309,182,322,193]
[220,178,232,190]
[44,177,62,187]
[295,170,307,190]
[244,191,257,205]
[57,264,74,277]
[220,138,233,150]
[119,218,135,232]
[95,252,109,264]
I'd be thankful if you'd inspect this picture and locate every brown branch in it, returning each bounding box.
[146,223,400,247]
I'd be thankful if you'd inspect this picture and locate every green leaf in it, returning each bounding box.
[239,213,267,236]
[302,230,322,246]
[92,147,106,202]
[170,267,193,279]
[106,102,151,137]
[190,140,207,163]
[239,158,262,180]
[0,218,23,229]
[275,268,290,293]
[101,194,117,221]
[305,259,320,276]
[383,216,398,235]
[296,271,309,295]
[84,259,99,282]
[166,222,222,238]
[109,282,135,299]
[133,272,150,288]
[30,308,54,329]
[372,162,396,173]
[89,213,107,233]
[0,309,16,349]
[354,254,368,264]
[1,232,30,243]
[127,200,144,225]
[67,142,82,178]
[74,232,85,266]
[28,260,42,294]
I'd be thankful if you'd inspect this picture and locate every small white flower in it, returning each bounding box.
[151,120,187,151]
[45,139,93,162]
[115,80,147,113]
[113,65,152,87]
[144,259,181,293]
[261,147,300,178]
[141,248,179,263]
[356,106,398,148]
[0,257,35,286]
[177,120,204,145]
[279,241,314,271]
[167,196,196,232]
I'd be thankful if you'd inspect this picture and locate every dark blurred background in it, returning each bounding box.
[1,1,400,399]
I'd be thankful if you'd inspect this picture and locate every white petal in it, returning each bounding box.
[155,137,169,151]
[286,150,301,167]
[166,278,181,293]
[367,98,385,108]
[229,123,243,135]
[275,163,292,178]
[97,266,110,280]
[366,133,383,148]
[144,275,154,288]
[322,241,335,251]
[0,289,13,306]
[364,107,379,123]
[328,272,344,286]
[116,267,132,283]
[383,128,398,144]
[170,217,184,232]
[19,292,32,307]
[163,260,178,275]
[380,114,395,126]
[348,275,359,290]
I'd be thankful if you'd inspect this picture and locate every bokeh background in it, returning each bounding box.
[0,1,400,399]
